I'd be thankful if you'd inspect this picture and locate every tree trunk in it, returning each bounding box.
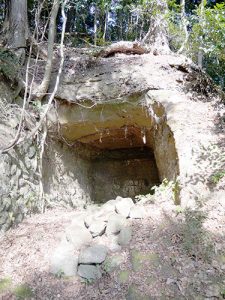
[198,0,205,68]
[33,0,60,100]
[94,4,98,46]
[7,0,28,63]
[142,0,170,53]
[178,0,189,53]
[102,7,108,43]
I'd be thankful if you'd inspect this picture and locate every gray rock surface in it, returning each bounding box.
[65,223,92,250]
[106,213,127,235]
[78,264,102,280]
[50,239,78,277]
[115,197,134,218]
[79,245,107,264]
[129,206,145,219]
[117,226,132,246]
[89,220,106,237]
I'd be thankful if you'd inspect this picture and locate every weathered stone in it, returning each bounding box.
[0,212,8,225]
[79,245,107,264]
[100,199,118,214]
[10,165,17,176]
[84,215,95,228]
[117,226,132,246]
[77,264,102,281]
[28,146,36,159]
[115,197,134,218]
[89,220,106,237]
[50,239,78,277]
[65,223,92,250]
[129,206,145,219]
[106,213,127,235]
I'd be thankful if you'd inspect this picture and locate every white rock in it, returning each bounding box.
[79,245,108,264]
[65,223,92,250]
[117,226,132,246]
[115,197,134,218]
[106,213,127,235]
[50,239,78,276]
[129,206,146,219]
[89,220,106,237]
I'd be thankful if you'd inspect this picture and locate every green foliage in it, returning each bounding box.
[210,170,225,184]
[0,278,12,293]
[188,2,225,88]
[135,178,180,205]
[13,284,34,299]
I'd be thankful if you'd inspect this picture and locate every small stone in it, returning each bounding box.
[10,165,17,176]
[129,206,145,219]
[89,220,106,237]
[77,264,102,280]
[65,223,92,250]
[50,239,78,277]
[28,146,36,159]
[117,226,132,246]
[115,197,134,218]
[106,213,127,235]
[79,245,107,264]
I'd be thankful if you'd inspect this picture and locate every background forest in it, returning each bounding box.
[0,0,225,90]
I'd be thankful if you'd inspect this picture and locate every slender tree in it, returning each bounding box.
[7,0,28,63]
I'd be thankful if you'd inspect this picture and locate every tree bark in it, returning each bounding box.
[178,0,189,53]
[142,0,170,54]
[33,0,60,100]
[7,0,28,63]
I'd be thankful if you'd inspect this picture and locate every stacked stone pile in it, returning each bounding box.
[50,196,147,280]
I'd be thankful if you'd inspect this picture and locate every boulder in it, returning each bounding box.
[78,264,102,281]
[65,223,92,250]
[89,220,106,237]
[79,245,107,264]
[115,197,134,218]
[50,239,78,277]
[129,206,145,219]
[117,226,132,246]
[106,213,127,235]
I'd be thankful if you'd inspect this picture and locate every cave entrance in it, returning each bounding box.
[74,123,162,204]
[44,100,180,207]
[90,146,160,203]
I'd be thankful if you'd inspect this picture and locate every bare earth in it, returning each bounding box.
[0,192,225,300]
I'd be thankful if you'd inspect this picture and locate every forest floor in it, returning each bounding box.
[0,190,225,300]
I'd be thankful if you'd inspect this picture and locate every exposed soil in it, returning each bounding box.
[0,192,225,300]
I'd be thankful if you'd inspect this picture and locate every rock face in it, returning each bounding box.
[44,50,224,208]
[0,48,224,232]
